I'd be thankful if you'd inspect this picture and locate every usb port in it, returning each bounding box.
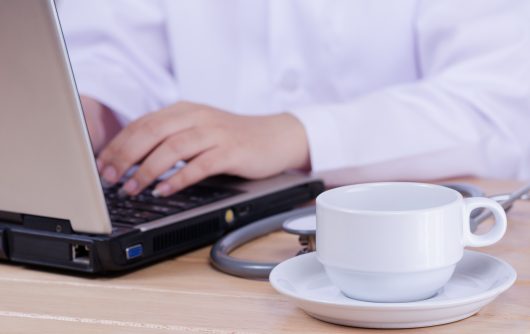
[71,244,90,265]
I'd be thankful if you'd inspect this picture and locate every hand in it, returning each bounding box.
[96,101,310,197]
[80,96,122,153]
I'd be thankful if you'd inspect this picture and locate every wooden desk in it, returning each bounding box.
[0,179,528,333]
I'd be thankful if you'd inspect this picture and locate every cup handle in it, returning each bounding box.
[463,197,507,247]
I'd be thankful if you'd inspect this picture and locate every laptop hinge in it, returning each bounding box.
[22,214,74,234]
[0,210,23,224]
[0,229,8,259]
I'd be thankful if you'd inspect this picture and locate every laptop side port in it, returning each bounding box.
[71,244,91,265]
[236,204,252,217]
[125,244,143,260]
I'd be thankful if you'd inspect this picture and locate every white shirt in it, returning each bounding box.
[58,0,530,184]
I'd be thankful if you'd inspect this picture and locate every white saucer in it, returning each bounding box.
[269,250,516,329]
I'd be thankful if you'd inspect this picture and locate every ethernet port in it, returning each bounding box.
[71,244,91,265]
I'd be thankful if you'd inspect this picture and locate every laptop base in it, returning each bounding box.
[0,181,323,274]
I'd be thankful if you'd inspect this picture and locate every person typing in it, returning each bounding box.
[58,0,530,197]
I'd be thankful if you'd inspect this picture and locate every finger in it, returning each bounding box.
[152,149,226,197]
[98,106,196,184]
[121,127,217,195]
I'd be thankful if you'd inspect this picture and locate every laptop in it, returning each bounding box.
[0,0,324,273]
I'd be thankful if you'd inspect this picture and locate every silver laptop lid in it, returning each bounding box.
[0,0,112,234]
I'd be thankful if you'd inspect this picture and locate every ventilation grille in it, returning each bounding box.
[153,219,220,253]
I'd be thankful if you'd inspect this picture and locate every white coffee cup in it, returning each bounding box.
[316,182,507,303]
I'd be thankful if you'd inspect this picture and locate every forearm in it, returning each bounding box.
[290,77,529,185]
[80,96,122,153]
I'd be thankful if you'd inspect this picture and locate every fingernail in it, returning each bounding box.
[96,159,104,173]
[122,179,138,194]
[102,166,117,183]
[152,183,172,197]
[117,187,128,199]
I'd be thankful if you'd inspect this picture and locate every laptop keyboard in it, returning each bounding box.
[104,184,242,226]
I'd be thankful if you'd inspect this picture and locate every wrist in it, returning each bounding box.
[276,112,311,172]
[80,96,122,153]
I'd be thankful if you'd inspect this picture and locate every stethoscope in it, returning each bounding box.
[210,182,530,279]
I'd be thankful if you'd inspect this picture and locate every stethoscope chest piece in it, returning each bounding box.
[282,215,317,255]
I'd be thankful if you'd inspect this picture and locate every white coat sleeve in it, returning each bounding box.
[290,0,530,184]
[58,0,178,124]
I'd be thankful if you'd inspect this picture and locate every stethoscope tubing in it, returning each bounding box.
[210,183,530,280]
[471,182,530,231]
[209,206,316,279]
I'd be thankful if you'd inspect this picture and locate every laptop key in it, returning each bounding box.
[110,209,162,225]
[112,208,136,216]
[212,191,232,199]
[160,198,197,210]
[128,202,180,215]
[110,215,146,225]
[113,201,136,209]
[132,211,163,220]
[169,193,204,203]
